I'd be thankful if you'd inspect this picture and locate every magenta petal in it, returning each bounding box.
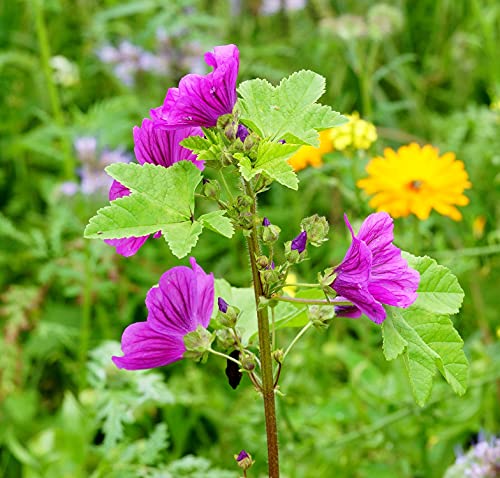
[146,258,214,335]
[109,179,130,201]
[133,119,204,170]
[105,236,149,257]
[189,257,215,328]
[331,213,419,324]
[112,321,185,370]
[153,44,239,129]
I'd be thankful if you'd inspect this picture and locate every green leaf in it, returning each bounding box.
[199,211,234,238]
[382,307,468,406]
[382,254,468,405]
[84,161,204,258]
[180,135,213,154]
[403,252,465,314]
[236,141,299,189]
[238,70,346,146]
[163,222,203,259]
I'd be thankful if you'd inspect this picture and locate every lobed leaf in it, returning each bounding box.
[238,70,346,146]
[382,308,468,406]
[403,252,465,314]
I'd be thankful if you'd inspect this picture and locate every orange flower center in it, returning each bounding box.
[407,180,423,192]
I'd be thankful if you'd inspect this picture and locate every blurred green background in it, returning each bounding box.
[1,0,499,477]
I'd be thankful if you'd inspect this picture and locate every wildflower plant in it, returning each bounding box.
[85,44,470,477]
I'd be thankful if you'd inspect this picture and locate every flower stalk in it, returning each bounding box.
[244,180,280,478]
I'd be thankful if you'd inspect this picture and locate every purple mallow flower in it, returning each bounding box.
[133,119,204,170]
[112,258,214,370]
[104,123,203,257]
[152,44,239,129]
[330,212,419,324]
[291,231,307,253]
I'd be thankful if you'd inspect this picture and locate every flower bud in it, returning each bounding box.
[201,179,221,199]
[224,123,237,141]
[243,132,258,151]
[256,255,270,270]
[218,296,228,313]
[236,124,249,142]
[235,450,254,471]
[273,349,284,364]
[261,218,281,244]
[217,113,233,130]
[301,214,329,246]
[240,353,256,371]
[216,329,238,350]
[291,231,307,253]
[236,194,253,211]
[183,325,213,360]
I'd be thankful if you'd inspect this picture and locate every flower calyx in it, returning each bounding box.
[301,214,329,246]
[183,325,214,361]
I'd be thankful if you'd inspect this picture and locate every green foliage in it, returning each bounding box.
[237,140,300,189]
[383,254,468,406]
[238,70,346,146]
[84,161,234,258]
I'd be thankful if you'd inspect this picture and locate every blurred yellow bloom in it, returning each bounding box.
[329,112,377,151]
[283,272,298,297]
[288,130,334,171]
[357,143,471,221]
[472,215,486,239]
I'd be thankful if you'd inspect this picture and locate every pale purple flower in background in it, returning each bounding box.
[60,137,130,197]
[104,124,203,257]
[96,40,169,86]
[260,0,307,15]
[445,435,500,478]
[79,144,131,196]
[59,181,79,196]
[112,258,214,370]
[291,231,307,253]
[330,212,419,324]
[152,44,239,129]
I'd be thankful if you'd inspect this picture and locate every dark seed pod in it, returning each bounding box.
[225,350,243,390]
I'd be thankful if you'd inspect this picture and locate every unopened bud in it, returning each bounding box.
[240,353,256,371]
[224,123,237,141]
[256,255,270,270]
[291,231,307,253]
[301,214,329,246]
[236,194,253,211]
[235,450,254,471]
[273,349,284,363]
[218,300,240,328]
[262,224,281,244]
[217,113,233,130]
[202,179,221,199]
[243,133,258,151]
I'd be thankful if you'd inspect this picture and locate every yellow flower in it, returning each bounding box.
[283,272,298,297]
[472,215,486,239]
[329,112,377,151]
[288,130,334,171]
[357,143,471,221]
